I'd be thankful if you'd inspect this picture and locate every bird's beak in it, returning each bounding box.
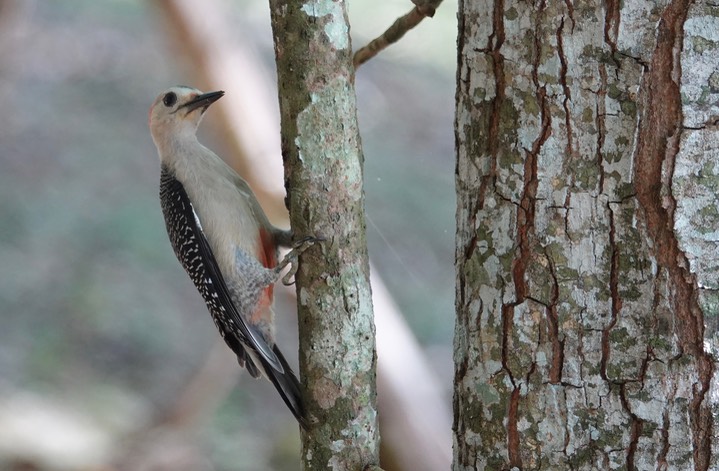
[182,90,225,114]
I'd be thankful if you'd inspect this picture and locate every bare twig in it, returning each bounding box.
[353,0,443,69]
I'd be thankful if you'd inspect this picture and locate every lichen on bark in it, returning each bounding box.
[454,0,719,469]
[268,1,379,469]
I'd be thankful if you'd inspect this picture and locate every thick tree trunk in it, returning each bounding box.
[268,1,380,470]
[454,0,719,469]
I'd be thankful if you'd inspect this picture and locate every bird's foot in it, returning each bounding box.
[278,236,323,286]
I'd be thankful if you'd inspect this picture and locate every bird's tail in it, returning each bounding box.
[259,346,307,429]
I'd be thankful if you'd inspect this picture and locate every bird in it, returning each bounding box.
[148,85,316,426]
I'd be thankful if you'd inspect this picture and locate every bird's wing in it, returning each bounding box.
[159,167,284,373]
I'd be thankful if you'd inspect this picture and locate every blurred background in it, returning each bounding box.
[0,1,456,470]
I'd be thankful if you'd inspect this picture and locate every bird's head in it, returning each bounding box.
[148,86,224,146]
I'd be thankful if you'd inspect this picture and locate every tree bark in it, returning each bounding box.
[268,1,380,470]
[454,0,718,470]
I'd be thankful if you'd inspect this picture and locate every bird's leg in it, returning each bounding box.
[276,236,323,286]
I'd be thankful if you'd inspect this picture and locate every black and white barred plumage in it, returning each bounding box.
[159,166,304,425]
[149,86,312,427]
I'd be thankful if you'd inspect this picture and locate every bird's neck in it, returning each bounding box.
[160,134,235,187]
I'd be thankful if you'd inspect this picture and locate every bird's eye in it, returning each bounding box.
[163,92,177,107]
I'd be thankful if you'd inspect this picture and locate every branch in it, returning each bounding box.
[353,0,444,69]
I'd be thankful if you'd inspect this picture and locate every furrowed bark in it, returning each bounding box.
[454,0,719,469]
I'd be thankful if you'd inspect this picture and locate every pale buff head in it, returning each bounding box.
[148,86,224,156]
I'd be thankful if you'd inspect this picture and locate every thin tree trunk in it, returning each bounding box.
[155,1,450,469]
[268,1,380,470]
[454,0,718,469]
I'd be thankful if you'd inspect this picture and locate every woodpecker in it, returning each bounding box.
[148,86,314,426]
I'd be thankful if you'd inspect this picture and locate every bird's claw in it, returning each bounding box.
[282,265,299,286]
[278,236,323,286]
